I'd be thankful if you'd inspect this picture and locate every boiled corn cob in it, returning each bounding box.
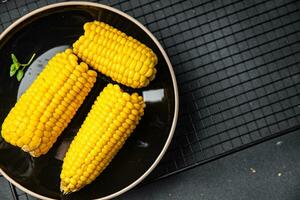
[1,49,97,157]
[60,83,145,193]
[73,21,158,88]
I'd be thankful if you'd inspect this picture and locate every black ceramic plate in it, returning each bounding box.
[0,2,178,200]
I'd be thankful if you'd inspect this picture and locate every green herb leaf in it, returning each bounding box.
[11,54,19,64]
[16,70,24,81]
[9,53,35,81]
[10,63,18,77]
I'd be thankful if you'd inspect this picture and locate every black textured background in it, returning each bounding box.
[0,0,300,199]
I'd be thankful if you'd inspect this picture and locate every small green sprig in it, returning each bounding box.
[10,53,36,81]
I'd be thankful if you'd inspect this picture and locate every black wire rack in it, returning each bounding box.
[1,0,300,199]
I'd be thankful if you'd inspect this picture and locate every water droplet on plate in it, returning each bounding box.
[137,140,149,148]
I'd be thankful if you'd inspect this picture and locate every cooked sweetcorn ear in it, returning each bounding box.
[73,21,158,88]
[60,83,145,193]
[1,49,97,157]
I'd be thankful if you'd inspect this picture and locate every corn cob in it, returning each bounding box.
[1,49,97,157]
[73,21,158,88]
[60,83,145,193]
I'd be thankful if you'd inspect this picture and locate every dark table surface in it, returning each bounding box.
[116,130,300,200]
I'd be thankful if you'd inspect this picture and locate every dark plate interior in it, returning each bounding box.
[0,5,175,200]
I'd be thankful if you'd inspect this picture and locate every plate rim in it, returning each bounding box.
[0,1,179,200]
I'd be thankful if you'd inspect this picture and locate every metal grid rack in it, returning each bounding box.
[0,0,300,199]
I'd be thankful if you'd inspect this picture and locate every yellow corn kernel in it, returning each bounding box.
[1,49,97,157]
[73,21,158,88]
[60,83,145,194]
